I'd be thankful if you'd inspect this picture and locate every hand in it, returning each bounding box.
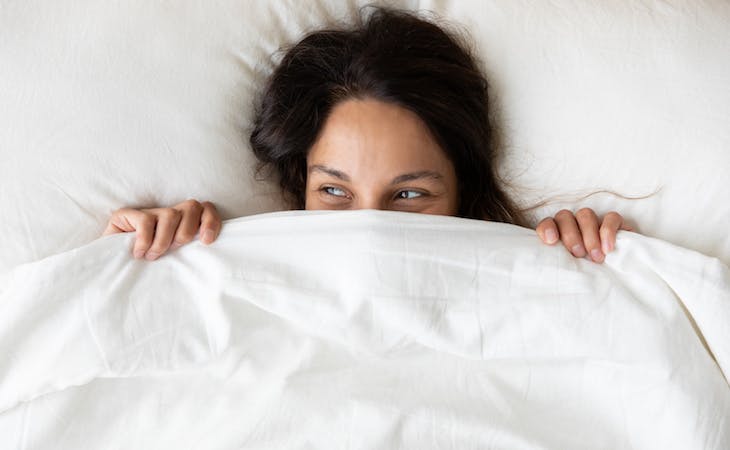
[102,199,221,260]
[535,208,633,263]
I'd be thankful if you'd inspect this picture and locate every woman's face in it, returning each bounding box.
[305,98,459,215]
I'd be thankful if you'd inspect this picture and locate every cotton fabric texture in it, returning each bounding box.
[1,211,728,449]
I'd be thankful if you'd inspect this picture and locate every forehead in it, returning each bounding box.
[307,98,451,173]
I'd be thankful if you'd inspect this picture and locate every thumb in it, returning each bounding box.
[102,208,151,235]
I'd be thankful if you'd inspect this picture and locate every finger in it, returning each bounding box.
[102,221,125,236]
[103,208,142,236]
[199,201,222,245]
[535,217,560,245]
[554,209,586,258]
[599,211,624,254]
[105,209,157,259]
[575,208,604,263]
[171,200,204,249]
[144,209,182,260]
[127,212,158,259]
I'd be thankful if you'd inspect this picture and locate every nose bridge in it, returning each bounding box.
[354,190,387,211]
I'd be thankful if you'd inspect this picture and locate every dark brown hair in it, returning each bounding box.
[250,6,527,226]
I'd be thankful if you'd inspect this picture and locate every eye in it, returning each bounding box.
[323,186,348,198]
[395,190,424,200]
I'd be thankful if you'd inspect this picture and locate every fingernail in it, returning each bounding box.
[133,250,145,259]
[591,249,603,262]
[545,229,558,244]
[171,242,182,250]
[571,244,586,257]
[202,230,215,244]
[145,252,159,261]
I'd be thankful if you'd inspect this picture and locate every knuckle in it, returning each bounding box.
[201,211,218,223]
[159,208,181,220]
[201,201,219,215]
[112,207,133,218]
[139,214,156,228]
[575,208,595,220]
[554,209,573,221]
[182,199,202,211]
[559,230,582,244]
[175,230,196,243]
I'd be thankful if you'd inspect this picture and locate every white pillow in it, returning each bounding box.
[2,0,729,273]
[427,0,730,262]
[0,0,395,272]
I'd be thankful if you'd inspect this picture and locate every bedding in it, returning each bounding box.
[1,210,728,449]
[2,0,730,274]
[2,1,730,448]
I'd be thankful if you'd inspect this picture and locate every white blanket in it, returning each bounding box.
[1,210,728,449]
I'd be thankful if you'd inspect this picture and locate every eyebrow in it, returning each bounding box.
[390,171,443,185]
[308,165,443,185]
[309,165,351,182]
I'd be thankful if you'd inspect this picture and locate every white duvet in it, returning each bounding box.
[1,211,728,449]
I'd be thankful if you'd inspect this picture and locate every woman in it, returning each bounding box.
[103,7,630,264]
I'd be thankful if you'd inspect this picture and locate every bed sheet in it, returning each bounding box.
[1,211,728,449]
[2,0,730,273]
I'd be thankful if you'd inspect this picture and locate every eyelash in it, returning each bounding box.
[394,190,424,200]
[320,186,426,201]
[319,186,346,197]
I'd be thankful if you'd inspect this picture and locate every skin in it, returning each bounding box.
[103,200,221,261]
[103,98,631,263]
[305,99,459,215]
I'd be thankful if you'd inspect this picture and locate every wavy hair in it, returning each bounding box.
[250,7,526,226]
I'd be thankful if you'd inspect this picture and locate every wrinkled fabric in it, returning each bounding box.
[1,210,728,449]
[3,0,730,273]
